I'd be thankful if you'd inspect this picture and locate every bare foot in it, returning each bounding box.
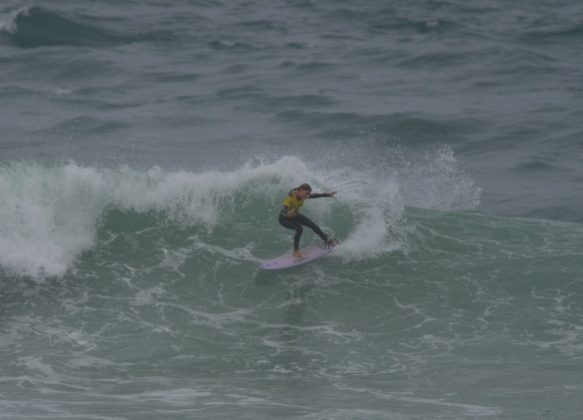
[292,250,303,259]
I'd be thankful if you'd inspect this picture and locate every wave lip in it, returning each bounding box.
[0,6,174,48]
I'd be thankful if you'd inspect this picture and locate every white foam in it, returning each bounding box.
[0,162,107,278]
[132,286,165,307]
[328,145,481,260]
[0,7,30,34]
[398,145,482,210]
[190,238,262,264]
[335,178,406,259]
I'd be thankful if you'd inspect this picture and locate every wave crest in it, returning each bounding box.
[0,6,174,48]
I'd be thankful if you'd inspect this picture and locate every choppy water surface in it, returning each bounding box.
[1,1,582,419]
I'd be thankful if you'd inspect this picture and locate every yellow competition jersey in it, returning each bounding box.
[281,189,304,217]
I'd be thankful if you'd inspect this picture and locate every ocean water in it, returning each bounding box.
[1,1,582,419]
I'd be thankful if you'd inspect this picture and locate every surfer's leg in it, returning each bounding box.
[293,226,303,251]
[279,215,304,251]
[295,215,328,242]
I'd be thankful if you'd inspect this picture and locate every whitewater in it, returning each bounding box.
[1,1,583,419]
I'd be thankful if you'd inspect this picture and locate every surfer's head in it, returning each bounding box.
[296,183,312,199]
[298,183,312,192]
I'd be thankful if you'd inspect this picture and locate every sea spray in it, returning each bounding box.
[0,162,107,278]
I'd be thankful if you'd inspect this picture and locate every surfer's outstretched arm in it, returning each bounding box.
[308,191,337,199]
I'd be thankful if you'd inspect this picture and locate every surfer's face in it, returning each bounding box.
[297,189,311,199]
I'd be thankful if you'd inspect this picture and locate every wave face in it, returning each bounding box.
[0,152,479,278]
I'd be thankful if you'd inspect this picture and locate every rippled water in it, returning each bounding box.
[1,1,582,419]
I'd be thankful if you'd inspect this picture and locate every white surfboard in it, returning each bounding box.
[260,241,338,270]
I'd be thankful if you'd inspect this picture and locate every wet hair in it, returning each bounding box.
[298,183,312,192]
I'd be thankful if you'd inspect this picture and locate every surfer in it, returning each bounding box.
[279,183,337,258]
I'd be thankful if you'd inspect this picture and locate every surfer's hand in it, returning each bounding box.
[328,191,337,198]
[287,208,298,216]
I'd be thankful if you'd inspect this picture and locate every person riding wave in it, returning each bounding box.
[279,183,337,258]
